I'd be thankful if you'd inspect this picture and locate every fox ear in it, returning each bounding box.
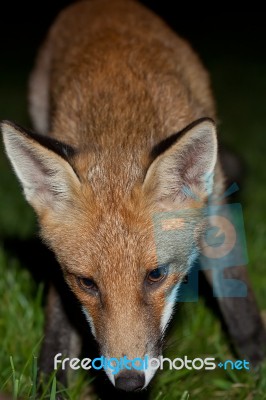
[143,118,217,208]
[1,121,80,216]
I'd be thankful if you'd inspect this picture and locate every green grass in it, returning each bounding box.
[0,42,266,399]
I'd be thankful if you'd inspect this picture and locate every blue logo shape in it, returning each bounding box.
[152,183,248,302]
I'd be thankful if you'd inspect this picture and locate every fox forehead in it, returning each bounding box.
[41,188,158,273]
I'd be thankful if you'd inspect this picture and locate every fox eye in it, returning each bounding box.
[77,277,98,293]
[147,266,168,284]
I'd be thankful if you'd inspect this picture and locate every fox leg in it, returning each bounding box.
[38,284,81,391]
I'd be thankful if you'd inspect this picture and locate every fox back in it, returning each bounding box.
[1,0,223,391]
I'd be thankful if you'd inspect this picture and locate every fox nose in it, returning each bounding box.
[115,370,145,391]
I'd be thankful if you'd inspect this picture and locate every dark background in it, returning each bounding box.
[0,4,266,125]
[1,3,266,58]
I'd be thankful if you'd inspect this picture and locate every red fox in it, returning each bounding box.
[1,0,265,394]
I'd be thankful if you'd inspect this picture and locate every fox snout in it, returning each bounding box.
[115,370,145,392]
[85,305,162,390]
[80,258,167,389]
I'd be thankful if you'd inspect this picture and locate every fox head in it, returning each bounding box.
[1,118,217,391]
